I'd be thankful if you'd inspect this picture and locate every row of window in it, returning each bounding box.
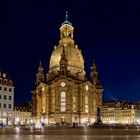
[0,103,12,108]
[102,110,133,113]
[0,87,12,92]
[0,95,12,100]
[61,92,66,112]
[103,114,135,117]
[0,111,12,117]
[102,112,119,114]
[0,78,12,86]
[60,92,90,113]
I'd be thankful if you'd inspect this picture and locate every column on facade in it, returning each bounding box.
[36,93,40,116]
[67,88,71,113]
[51,89,55,112]
[32,91,36,116]
[41,88,46,114]
[46,90,49,114]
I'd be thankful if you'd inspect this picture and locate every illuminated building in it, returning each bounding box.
[31,13,103,125]
[14,102,32,126]
[101,101,140,125]
[0,70,14,126]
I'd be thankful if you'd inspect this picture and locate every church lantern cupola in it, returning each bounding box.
[49,12,85,81]
[59,12,74,43]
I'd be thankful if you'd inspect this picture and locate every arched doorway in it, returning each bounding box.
[61,116,65,125]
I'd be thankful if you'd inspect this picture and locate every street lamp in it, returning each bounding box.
[15,117,20,125]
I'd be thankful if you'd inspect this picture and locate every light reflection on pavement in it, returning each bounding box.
[0,135,140,140]
[0,127,140,140]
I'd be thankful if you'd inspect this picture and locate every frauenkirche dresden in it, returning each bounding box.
[31,13,103,125]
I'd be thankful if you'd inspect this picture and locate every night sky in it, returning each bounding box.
[1,0,140,104]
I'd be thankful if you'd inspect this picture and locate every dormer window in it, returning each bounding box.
[3,73,6,78]
[4,79,7,85]
[9,81,12,86]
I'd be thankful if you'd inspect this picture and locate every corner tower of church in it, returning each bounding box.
[31,12,103,126]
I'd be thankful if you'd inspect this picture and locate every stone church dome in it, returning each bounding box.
[49,13,85,80]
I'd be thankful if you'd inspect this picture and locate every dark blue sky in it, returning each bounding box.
[1,0,140,104]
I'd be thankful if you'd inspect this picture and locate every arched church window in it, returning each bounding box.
[85,96,88,104]
[85,105,88,113]
[73,96,76,103]
[85,96,89,113]
[73,96,76,112]
[61,92,66,112]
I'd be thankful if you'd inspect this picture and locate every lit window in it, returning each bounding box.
[61,106,65,112]
[85,85,89,91]
[73,96,76,112]
[73,104,76,112]
[85,105,89,113]
[8,112,11,116]
[3,73,6,77]
[61,92,66,112]
[61,92,65,97]
[85,96,89,113]
[61,92,66,102]
[85,96,88,104]
[73,96,76,103]
[61,98,65,102]
[3,112,6,116]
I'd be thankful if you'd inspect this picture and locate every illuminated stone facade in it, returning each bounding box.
[0,70,14,126]
[14,102,32,126]
[101,101,140,125]
[31,13,103,125]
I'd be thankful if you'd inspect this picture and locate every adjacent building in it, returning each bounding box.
[101,101,140,125]
[0,70,14,126]
[31,13,103,125]
[14,102,32,126]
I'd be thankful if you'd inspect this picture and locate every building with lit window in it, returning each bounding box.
[0,70,14,126]
[101,101,140,125]
[14,102,32,126]
[31,13,103,125]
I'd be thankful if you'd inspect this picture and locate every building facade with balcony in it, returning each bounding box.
[0,70,14,126]
[14,102,32,126]
[101,101,140,125]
